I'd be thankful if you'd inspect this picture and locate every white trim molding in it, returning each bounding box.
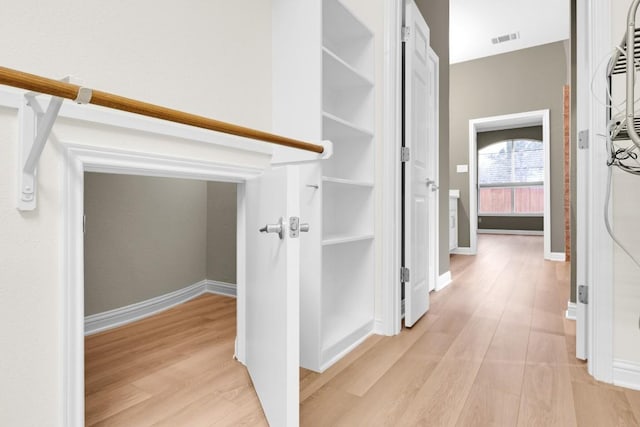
[206,280,237,297]
[50,91,273,155]
[565,301,576,320]
[451,247,475,256]
[380,0,403,337]
[468,109,551,259]
[320,324,374,372]
[427,46,441,305]
[85,280,207,335]
[436,271,452,291]
[373,319,385,335]
[613,360,640,391]
[84,280,237,335]
[63,142,262,426]
[577,0,614,381]
[548,252,567,262]
[477,229,543,236]
[575,0,588,363]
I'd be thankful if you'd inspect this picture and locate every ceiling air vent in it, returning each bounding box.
[491,32,520,45]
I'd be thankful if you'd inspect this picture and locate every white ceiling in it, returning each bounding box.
[449,0,571,64]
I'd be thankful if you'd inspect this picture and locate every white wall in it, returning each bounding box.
[1,0,272,131]
[0,1,272,425]
[610,0,640,367]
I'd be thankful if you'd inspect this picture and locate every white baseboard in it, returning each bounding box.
[565,301,576,320]
[477,229,543,236]
[451,247,476,255]
[373,319,385,335]
[436,271,452,291]
[613,359,640,391]
[85,279,236,335]
[546,252,567,262]
[320,321,373,372]
[205,280,237,297]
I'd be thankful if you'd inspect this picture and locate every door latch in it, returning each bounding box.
[289,217,310,238]
[259,217,286,240]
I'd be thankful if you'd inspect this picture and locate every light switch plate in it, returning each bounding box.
[456,164,468,173]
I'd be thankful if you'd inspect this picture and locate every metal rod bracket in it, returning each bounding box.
[74,87,93,104]
[17,78,75,210]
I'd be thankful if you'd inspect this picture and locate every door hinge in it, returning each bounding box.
[83,214,86,234]
[578,285,588,304]
[578,129,589,149]
[401,267,410,282]
[401,26,411,43]
[401,147,411,162]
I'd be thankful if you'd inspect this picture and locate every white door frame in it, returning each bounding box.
[576,0,614,381]
[427,47,440,292]
[380,0,403,336]
[62,143,262,426]
[467,110,553,259]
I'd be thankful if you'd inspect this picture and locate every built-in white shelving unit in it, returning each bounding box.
[317,0,375,371]
[273,0,375,372]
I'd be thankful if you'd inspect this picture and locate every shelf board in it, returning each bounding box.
[322,111,373,140]
[323,0,373,43]
[322,176,374,188]
[322,234,374,246]
[323,48,374,91]
[323,47,373,87]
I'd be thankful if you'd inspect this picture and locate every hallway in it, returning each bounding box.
[85,235,640,425]
[300,235,640,426]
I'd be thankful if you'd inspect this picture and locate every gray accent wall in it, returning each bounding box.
[450,41,568,252]
[416,0,450,276]
[84,174,207,315]
[84,173,237,316]
[206,182,237,284]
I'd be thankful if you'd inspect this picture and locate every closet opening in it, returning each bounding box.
[82,172,263,425]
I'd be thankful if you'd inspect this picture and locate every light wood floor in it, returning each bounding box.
[85,293,265,426]
[86,235,640,426]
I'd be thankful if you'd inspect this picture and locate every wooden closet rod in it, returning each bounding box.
[0,66,324,154]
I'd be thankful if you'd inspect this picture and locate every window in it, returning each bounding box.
[478,139,543,215]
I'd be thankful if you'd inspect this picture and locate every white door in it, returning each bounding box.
[404,0,431,327]
[245,165,300,426]
[426,47,439,292]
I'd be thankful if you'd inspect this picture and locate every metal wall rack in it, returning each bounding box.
[607,0,640,148]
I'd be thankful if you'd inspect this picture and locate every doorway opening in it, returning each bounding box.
[83,173,237,335]
[81,172,264,424]
[61,144,269,424]
[467,110,553,259]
